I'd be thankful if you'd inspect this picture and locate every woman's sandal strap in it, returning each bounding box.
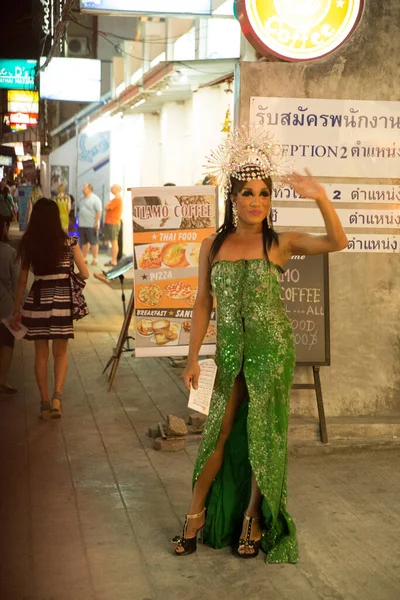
[186,508,206,520]
[239,538,260,549]
[244,512,260,521]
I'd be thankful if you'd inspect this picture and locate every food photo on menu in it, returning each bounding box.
[131,187,217,356]
[135,242,201,270]
[134,276,215,349]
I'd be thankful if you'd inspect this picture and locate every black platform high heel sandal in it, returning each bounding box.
[237,513,262,558]
[171,508,206,556]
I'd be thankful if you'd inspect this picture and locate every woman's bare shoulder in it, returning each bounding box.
[200,233,217,253]
[203,233,217,244]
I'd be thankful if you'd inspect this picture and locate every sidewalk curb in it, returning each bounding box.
[289,438,400,457]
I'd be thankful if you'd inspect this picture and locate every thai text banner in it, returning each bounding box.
[274,183,400,204]
[250,97,400,177]
[272,208,400,231]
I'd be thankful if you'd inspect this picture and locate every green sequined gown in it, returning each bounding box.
[193,259,298,563]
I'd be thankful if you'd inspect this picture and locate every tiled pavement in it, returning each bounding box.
[1,261,399,600]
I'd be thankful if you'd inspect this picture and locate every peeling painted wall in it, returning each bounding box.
[236,1,400,417]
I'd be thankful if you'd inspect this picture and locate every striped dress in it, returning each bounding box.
[22,237,76,340]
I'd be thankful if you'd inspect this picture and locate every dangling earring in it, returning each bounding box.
[267,210,272,228]
[232,201,238,227]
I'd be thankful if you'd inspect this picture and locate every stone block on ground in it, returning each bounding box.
[148,424,161,439]
[187,425,204,436]
[188,413,207,429]
[167,414,188,437]
[154,437,185,452]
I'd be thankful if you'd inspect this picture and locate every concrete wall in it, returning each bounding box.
[109,114,143,256]
[236,1,400,418]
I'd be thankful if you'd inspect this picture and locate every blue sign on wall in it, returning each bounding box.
[0,59,37,90]
[18,185,33,231]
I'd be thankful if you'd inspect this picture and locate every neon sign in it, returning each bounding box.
[0,59,37,90]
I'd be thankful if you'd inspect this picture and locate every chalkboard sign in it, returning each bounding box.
[280,254,330,366]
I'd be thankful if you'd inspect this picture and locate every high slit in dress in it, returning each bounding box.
[192,259,298,563]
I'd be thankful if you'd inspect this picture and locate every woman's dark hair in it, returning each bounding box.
[18,198,68,274]
[209,176,278,264]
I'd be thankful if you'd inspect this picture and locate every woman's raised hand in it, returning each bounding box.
[286,169,327,201]
[182,359,201,392]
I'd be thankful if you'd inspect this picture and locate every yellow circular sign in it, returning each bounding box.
[237,0,364,61]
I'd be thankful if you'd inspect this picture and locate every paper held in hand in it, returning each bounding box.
[188,359,217,416]
[2,317,27,340]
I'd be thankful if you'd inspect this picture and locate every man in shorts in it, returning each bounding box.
[103,184,123,266]
[77,183,102,266]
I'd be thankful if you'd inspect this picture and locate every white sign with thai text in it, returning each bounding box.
[273,208,400,229]
[342,235,399,253]
[250,97,400,178]
[273,184,400,204]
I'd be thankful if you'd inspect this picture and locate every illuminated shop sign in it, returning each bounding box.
[80,0,212,16]
[40,0,52,35]
[0,59,37,89]
[8,91,39,114]
[0,155,13,166]
[237,0,365,62]
[9,113,39,126]
[39,57,101,102]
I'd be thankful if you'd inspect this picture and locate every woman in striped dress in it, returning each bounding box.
[12,198,89,419]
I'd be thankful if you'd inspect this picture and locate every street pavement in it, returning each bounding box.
[1,258,399,600]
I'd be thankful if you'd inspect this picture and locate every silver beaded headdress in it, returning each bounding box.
[204,125,291,201]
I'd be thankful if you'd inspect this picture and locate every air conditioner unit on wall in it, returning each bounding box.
[66,37,89,57]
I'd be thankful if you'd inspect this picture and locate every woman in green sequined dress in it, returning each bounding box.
[172,156,348,561]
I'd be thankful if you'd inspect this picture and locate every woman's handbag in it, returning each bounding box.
[70,271,89,320]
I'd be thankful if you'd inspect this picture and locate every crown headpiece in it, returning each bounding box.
[204,125,291,201]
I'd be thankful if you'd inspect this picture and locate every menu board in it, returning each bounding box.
[280,254,330,366]
[131,186,217,357]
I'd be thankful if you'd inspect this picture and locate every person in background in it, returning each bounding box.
[54,184,71,232]
[94,181,176,282]
[12,199,89,419]
[103,184,123,267]
[68,194,77,234]
[26,185,43,223]
[0,221,18,394]
[10,183,19,221]
[0,186,15,242]
[77,183,102,266]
